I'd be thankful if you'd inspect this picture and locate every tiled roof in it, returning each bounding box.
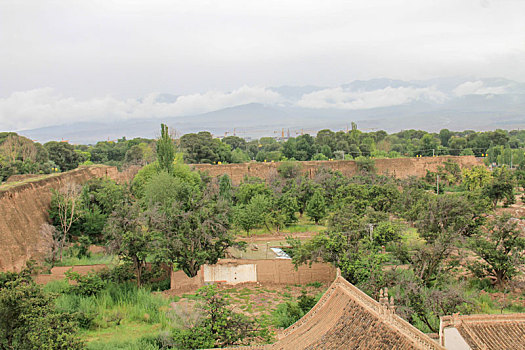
[440,313,525,350]
[267,276,443,350]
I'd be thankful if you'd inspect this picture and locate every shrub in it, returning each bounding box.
[272,291,318,328]
[355,156,376,173]
[98,264,136,284]
[65,270,106,297]
[0,269,84,349]
[277,161,303,179]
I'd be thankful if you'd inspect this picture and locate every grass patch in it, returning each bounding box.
[45,280,175,348]
[55,253,117,267]
[82,323,162,350]
[238,215,326,237]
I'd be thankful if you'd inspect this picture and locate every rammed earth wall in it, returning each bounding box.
[191,156,483,185]
[170,259,336,293]
[0,165,131,272]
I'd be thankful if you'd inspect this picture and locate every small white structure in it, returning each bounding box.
[271,247,291,259]
[203,263,257,285]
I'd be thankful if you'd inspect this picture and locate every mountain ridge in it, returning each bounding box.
[17,77,525,144]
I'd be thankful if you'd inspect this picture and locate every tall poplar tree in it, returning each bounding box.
[157,123,175,174]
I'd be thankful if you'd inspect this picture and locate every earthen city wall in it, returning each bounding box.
[0,165,132,272]
[191,156,482,185]
[0,156,482,272]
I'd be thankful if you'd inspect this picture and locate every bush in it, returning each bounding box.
[355,156,375,173]
[0,269,84,349]
[277,161,303,179]
[65,270,106,297]
[98,263,136,284]
[272,291,318,328]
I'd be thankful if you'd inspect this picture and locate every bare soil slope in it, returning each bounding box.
[0,166,123,272]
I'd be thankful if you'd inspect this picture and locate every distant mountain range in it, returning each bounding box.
[18,77,525,144]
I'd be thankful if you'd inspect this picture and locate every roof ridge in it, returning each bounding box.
[442,313,525,323]
[334,276,443,350]
[279,276,443,349]
[278,276,340,339]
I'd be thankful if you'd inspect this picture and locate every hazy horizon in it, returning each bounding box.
[1,1,525,132]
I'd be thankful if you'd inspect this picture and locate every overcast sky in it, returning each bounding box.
[1,0,525,131]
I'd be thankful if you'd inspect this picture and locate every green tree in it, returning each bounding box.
[276,194,299,225]
[230,148,250,163]
[448,137,468,156]
[153,195,238,277]
[171,285,267,348]
[234,194,272,235]
[124,144,145,165]
[288,232,386,295]
[180,131,219,164]
[44,141,81,171]
[306,189,326,224]
[0,268,83,350]
[218,174,233,202]
[156,124,175,174]
[486,166,515,208]
[49,182,82,262]
[272,291,318,328]
[468,214,525,288]
[462,165,491,191]
[277,161,302,179]
[143,171,196,210]
[222,136,246,150]
[439,129,452,147]
[105,200,154,286]
[234,180,273,205]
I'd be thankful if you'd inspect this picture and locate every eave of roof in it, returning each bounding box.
[440,313,525,350]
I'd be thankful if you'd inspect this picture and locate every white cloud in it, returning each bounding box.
[1,1,525,98]
[0,86,283,131]
[296,86,447,110]
[453,81,508,96]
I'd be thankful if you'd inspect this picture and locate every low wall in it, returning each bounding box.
[35,262,171,285]
[34,264,108,284]
[170,259,336,293]
[0,165,132,272]
[191,156,483,185]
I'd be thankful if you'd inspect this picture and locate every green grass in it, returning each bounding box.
[0,172,62,191]
[472,292,525,314]
[54,253,118,267]
[82,323,162,350]
[45,280,175,348]
[0,165,107,191]
[238,215,326,237]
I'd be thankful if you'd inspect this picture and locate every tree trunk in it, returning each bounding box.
[134,256,142,287]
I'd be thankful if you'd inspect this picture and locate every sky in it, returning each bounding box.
[1,0,525,131]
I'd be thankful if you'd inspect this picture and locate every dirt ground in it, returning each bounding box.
[169,281,329,337]
[229,232,317,259]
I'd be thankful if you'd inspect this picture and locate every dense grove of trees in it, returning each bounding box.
[2,127,525,183]
[3,124,525,347]
[0,133,156,182]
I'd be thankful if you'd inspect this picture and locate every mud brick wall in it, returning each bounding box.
[170,259,335,291]
[191,156,482,185]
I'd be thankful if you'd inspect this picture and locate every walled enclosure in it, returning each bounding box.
[170,259,336,293]
[0,165,134,272]
[1,157,482,273]
[191,156,483,185]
